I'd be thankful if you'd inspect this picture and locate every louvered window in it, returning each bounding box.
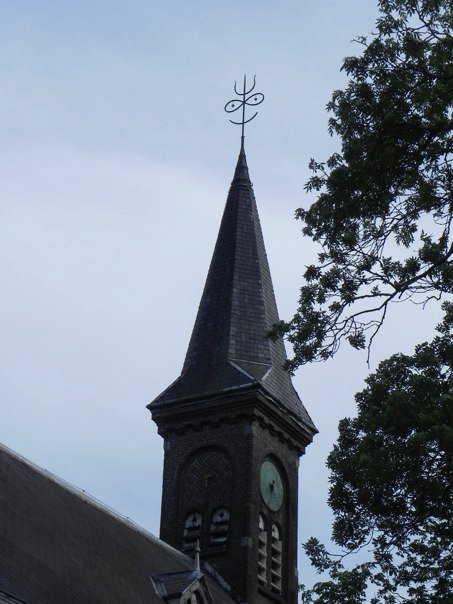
[183,512,202,550]
[258,514,267,585]
[210,508,229,545]
[270,524,282,593]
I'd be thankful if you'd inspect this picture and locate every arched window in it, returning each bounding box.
[270,524,282,593]
[258,517,283,593]
[257,514,267,585]
[183,512,202,550]
[210,508,229,545]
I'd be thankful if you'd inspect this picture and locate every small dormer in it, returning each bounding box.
[151,571,213,603]
[151,543,214,603]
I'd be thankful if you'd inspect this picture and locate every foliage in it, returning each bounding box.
[288,1,453,600]
[300,303,453,604]
[273,0,453,370]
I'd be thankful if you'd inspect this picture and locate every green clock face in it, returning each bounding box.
[260,460,284,511]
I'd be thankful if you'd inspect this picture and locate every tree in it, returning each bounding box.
[274,1,453,601]
[272,0,453,370]
[300,303,453,603]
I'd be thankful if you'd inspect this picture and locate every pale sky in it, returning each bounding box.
[0,0,441,589]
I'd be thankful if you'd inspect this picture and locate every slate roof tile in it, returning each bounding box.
[0,443,236,604]
[150,147,316,436]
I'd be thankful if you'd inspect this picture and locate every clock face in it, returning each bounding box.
[260,460,284,511]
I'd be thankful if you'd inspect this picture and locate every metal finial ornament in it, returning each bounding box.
[194,539,201,573]
[224,75,264,146]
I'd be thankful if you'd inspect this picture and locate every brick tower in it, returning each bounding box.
[148,145,317,604]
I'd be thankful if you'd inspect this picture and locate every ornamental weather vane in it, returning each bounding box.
[224,75,264,146]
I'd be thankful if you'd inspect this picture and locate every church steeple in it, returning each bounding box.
[150,81,317,602]
[149,145,317,603]
[150,146,315,439]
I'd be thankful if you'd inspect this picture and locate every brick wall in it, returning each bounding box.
[153,389,308,604]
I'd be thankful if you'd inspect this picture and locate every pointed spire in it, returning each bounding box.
[233,142,249,181]
[150,146,316,436]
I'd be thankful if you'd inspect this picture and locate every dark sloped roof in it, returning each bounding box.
[150,146,316,435]
[153,572,198,597]
[0,443,236,604]
[0,591,26,604]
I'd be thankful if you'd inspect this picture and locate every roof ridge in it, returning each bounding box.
[0,440,191,566]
